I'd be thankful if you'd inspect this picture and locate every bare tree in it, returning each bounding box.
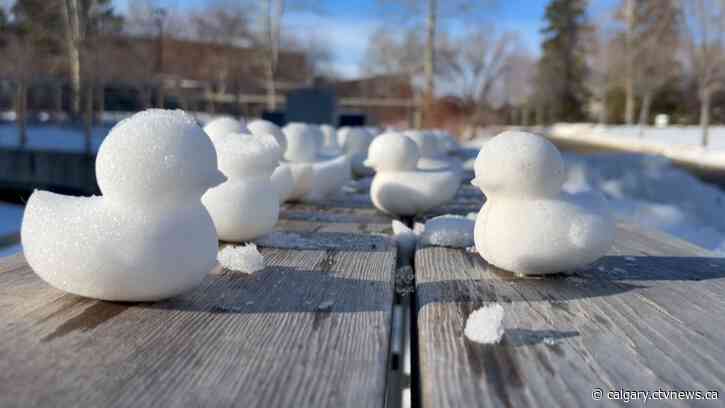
[682,0,725,146]
[619,0,681,126]
[191,2,251,46]
[443,28,517,107]
[60,0,88,118]
[502,52,536,126]
[361,27,423,76]
[622,0,636,124]
[586,19,618,125]
[378,0,495,126]
[2,34,37,148]
[260,0,284,111]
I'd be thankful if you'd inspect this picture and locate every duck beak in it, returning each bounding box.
[363,159,375,168]
[210,169,227,187]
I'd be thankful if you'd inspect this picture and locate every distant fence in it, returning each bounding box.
[0,149,98,196]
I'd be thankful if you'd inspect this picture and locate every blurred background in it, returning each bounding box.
[3,0,725,257]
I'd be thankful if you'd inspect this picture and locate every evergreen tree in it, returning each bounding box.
[536,0,590,122]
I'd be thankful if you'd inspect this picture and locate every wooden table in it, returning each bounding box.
[414,182,725,407]
[1,177,724,407]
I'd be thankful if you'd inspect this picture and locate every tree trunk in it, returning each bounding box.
[54,82,63,120]
[235,84,242,117]
[264,0,282,112]
[422,0,437,127]
[15,81,27,148]
[95,83,104,123]
[624,75,635,125]
[69,48,82,118]
[638,90,652,137]
[700,86,712,147]
[144,85,152,109]
[624,0,635,125]
[522,104,530,127]
[156,82,165,108]
[62,0,84,119]
[176,79,188,110]
[265,62,276,111]
[84,84,93,155]
[598,92,608,125]
[536,103,544,126]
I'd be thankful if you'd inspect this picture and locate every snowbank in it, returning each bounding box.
[562,153,725,253]
[548,123,725,170]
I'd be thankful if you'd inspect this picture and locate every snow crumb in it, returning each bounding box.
[543,337,557,346]
[392,220,419,257]
[464,303,505,344]
[217,244,265,273]
[420,215,474,248]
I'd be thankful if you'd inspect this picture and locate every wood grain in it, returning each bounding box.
[276,203,392,235]
[414,224,725,407]
[0,239,396,407]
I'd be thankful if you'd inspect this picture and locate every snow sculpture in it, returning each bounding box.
[202,129,282,242]
[473,131,615,275]
[22,109,225,301]
[366,132,461,215]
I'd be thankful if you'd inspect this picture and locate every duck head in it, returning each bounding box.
[203,116,245,144]
[364,132,419,172]
[247,119,287,155]
[96,109,226,204]
[283,123,320,162]
[472,131,565,197]
[212,131,282,178]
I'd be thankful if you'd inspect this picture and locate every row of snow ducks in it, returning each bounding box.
[20,109,614,302]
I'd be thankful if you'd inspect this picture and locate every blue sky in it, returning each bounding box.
[114,0,617,78]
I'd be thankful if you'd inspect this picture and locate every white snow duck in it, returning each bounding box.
[21,109,225,301]
[247,119,295,202]
[283,122,351,202]
[405,129,461,171]
[472,131,615,275]
[203,116,245,142]
[365,132,462,216]
[202,129,282,242]
[338,126,375,177]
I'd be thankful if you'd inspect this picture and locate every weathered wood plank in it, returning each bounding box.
[415,224,725,407]
[0,238,396,407]
[276,204,392,235]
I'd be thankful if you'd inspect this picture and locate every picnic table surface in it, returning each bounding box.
[1,172,724,407]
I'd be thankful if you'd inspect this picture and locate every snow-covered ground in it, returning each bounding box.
[0,124,111,153]
[547,123,725,170]
[0,112,218,153]
[562,153,725,253]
